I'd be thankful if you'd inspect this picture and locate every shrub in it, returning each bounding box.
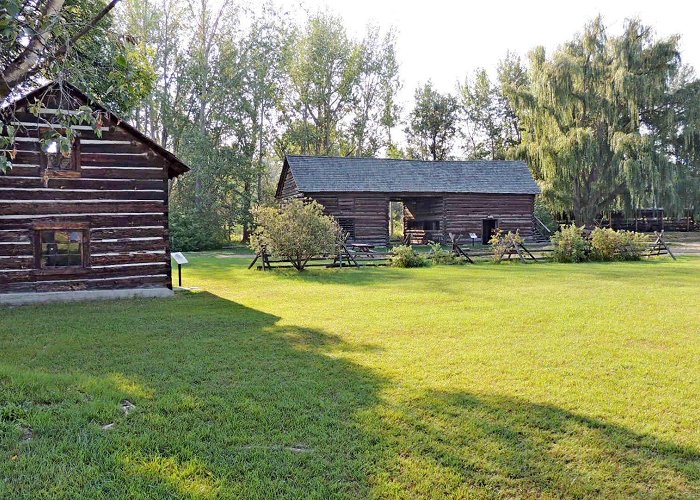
[591,228,649,261]
[617,230,649,260]
[590,228,619,261]
[551,224,589,263]
[489,229,524,263]
[428,242,466,265]
[390,245,429,268]
[251,199,340,271]
[169,209,228,251]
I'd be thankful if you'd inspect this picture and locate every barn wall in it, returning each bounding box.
[443,193,535,240]
[277,165,300,199]
[403,196,444,244]
[307,192,390,245]
[0,92,173,294]
[303,191,535,245]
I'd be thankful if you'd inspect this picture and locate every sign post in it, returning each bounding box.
[171,252,188,287]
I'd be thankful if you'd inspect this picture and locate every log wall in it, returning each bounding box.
[311,193,390,245]
[302,192,535,245]
[443,193,535,240]
[277,164,300,199]
[0,91,175,294]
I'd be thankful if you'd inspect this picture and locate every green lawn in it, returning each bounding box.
[1,256,700,498]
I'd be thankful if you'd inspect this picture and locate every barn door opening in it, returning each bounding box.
[389,201,404,242]
[482,218,498,244]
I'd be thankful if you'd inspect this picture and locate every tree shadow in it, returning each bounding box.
[0,292,385,497]
[368,389,700,498]
[2,293,700,497]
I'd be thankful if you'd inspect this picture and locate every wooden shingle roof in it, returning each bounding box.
[284,155,540,195]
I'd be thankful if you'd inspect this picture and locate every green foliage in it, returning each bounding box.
[505,17,699,223]
[534,201,559,233]
[389,245,429,268]
[1,0,155,172]
[169,209,228,252]
[589,228,618,262]
[251,199,340,271]
[428,242,466,265]
[460,67,518,160]
[405,81,459,160]
[280,14,399,157]
[551,226,649,263]
[0,124,16,173]
[616,231,651,261]
[551,224,590,263]
[489,229,524,263]
[590,228,649,261]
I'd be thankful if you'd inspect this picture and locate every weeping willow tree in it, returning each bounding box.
[505,17,699,223]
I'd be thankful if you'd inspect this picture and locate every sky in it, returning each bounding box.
[278,0,700,108]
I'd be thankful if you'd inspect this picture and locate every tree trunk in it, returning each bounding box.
[257,101,265,202]
[241,179,252,243]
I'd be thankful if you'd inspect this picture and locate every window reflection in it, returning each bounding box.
[40,230,83,267]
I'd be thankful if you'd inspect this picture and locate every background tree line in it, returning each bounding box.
[2,2,699,248]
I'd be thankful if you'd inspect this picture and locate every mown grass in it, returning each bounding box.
[1,256,699,498]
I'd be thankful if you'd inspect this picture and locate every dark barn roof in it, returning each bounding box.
[283,155,540,195]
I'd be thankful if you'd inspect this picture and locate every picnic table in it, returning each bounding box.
[350,243,376,257]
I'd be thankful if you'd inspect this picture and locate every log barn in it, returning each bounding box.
[0,81,188,304]
[276,155,540,245]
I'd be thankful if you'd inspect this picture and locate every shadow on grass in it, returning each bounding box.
[371,390,700,497]
[0,292,386,498]
[1,292,699,497]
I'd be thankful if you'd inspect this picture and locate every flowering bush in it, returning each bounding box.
[551,224,589,263]
[591,228,649,261]
[251,199,340,271]
[489,229,524,263]
[590,228,619,261]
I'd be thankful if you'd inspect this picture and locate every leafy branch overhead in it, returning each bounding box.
[1,0,154,172]
[0,0,127,101]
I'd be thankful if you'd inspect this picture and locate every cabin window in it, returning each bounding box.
[37,230,86,267]
[40,137,80,171]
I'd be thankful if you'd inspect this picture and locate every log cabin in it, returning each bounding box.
[276,155,540,245]
[0,81,188,305]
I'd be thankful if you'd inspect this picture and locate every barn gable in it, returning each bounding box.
[3,82,189,178]
[0,81,189,304]
[275,160,301,199]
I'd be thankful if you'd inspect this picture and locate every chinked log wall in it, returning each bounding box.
[311,193,390,244]
[0,97,172,293]
[443,193,535,239]
[306,192,535,245]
